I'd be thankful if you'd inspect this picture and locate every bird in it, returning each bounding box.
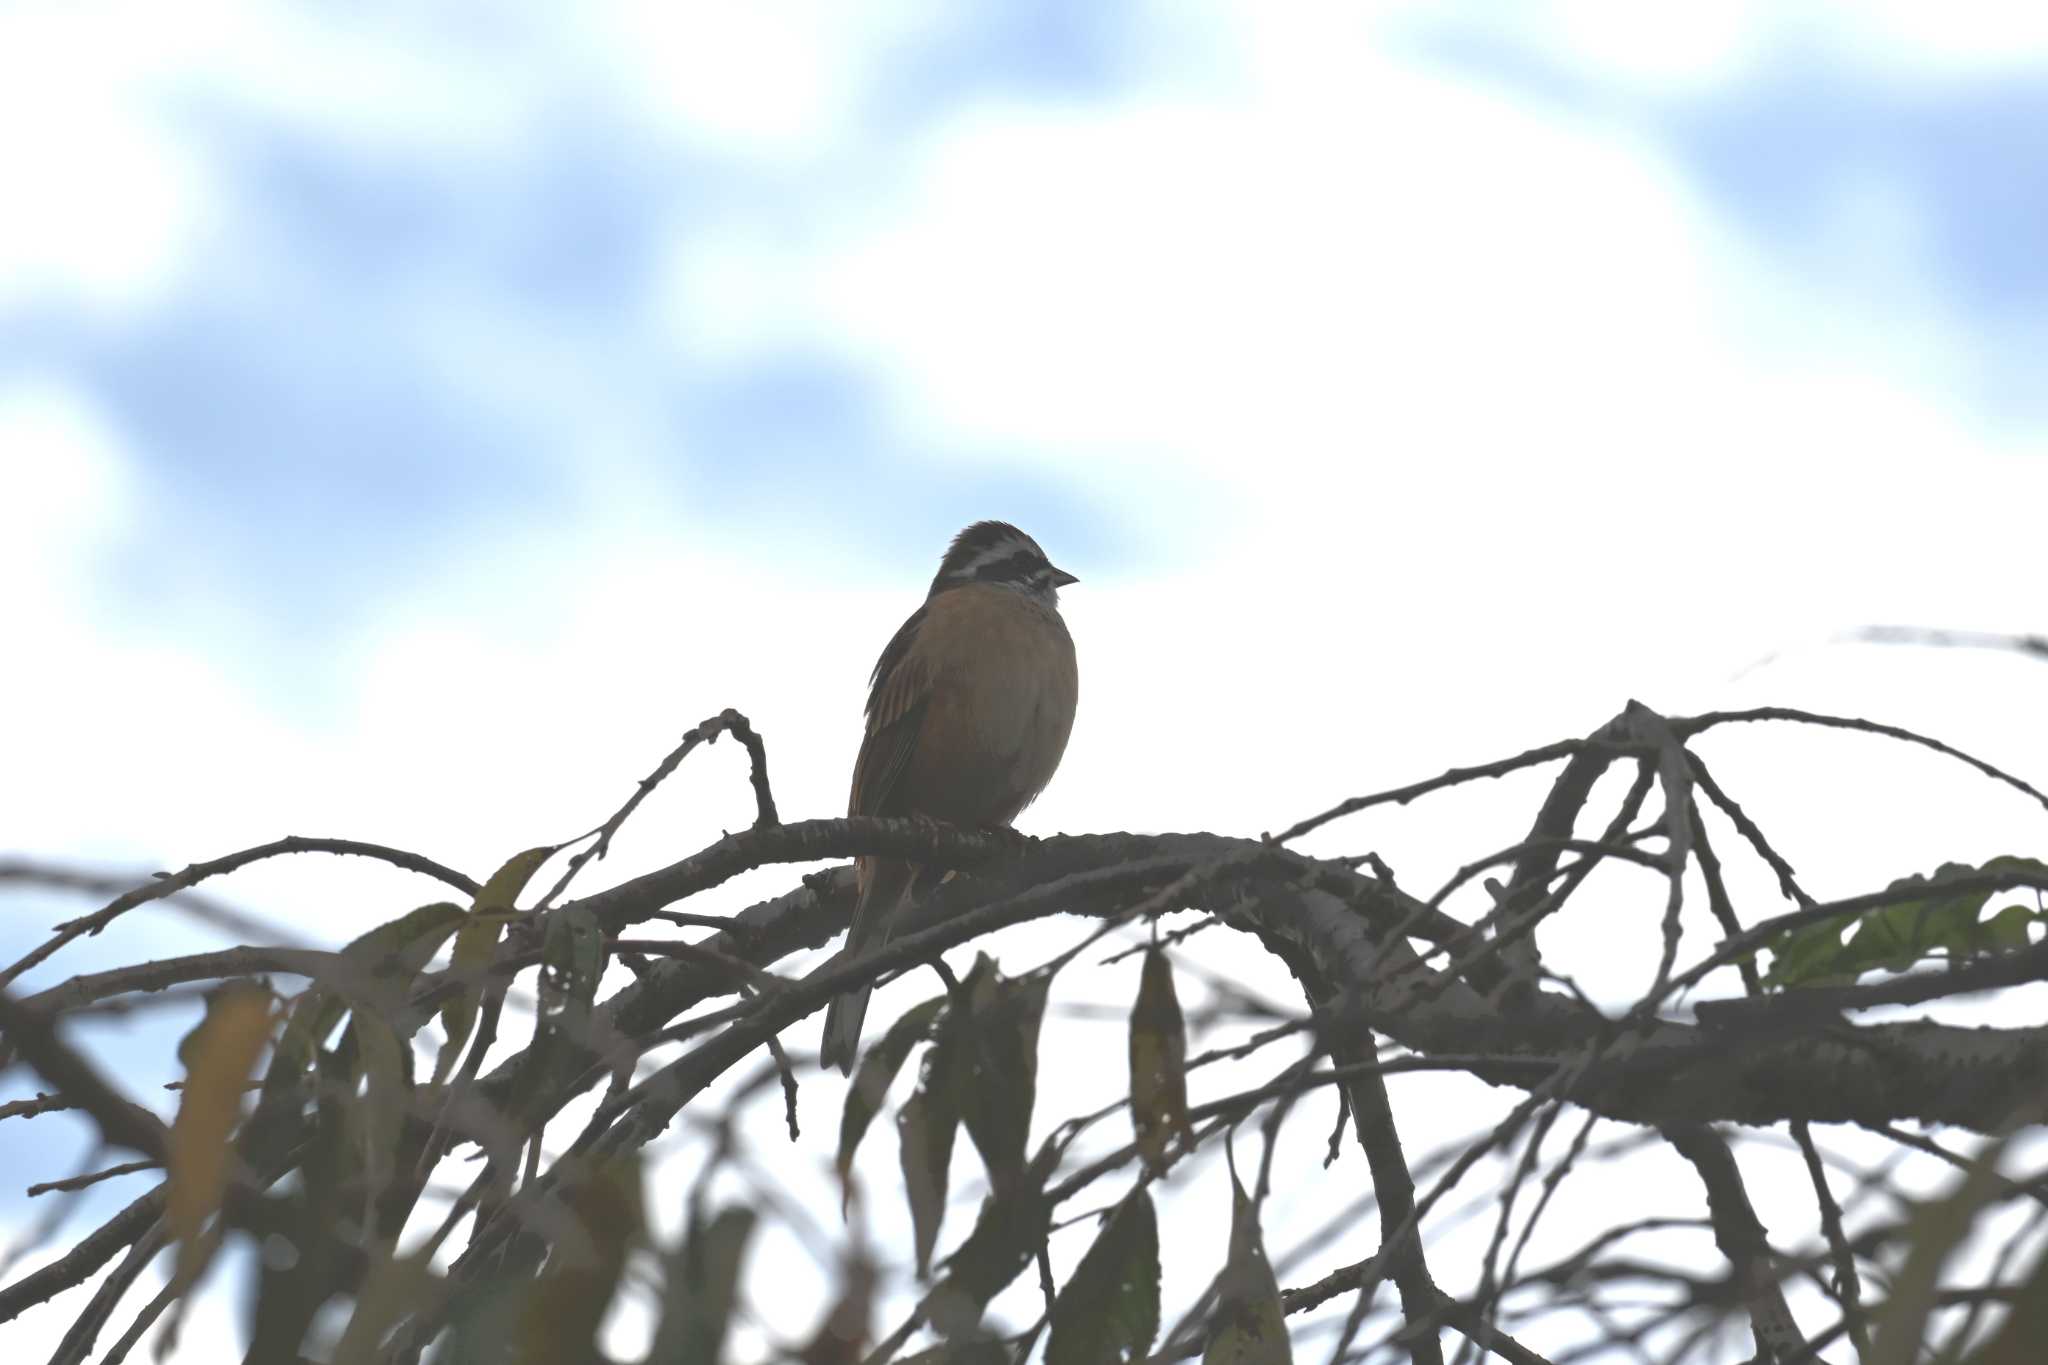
[819,521,1080,1075]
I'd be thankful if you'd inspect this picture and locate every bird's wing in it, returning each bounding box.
[849,604,932,819]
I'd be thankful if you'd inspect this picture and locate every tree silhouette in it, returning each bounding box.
[3,700,2045,1363]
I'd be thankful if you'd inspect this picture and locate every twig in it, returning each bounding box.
[1270,738,1591,845]
[0,836,476,989]
[0,1091,77,1121]
[1678,706,2048,816]
[0,858,297,951]
[27,1161,159,1199]
[538,707,779,910]
[0,991,168,1161]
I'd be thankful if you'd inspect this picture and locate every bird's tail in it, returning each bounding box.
[820,859,915,1075]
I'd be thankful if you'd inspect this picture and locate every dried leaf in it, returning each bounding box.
[1129,945,1190,1175]
[436,845,554,1082]
[838,995,944,1195]
[1204,1164,1291,1364]
[1046,1186,1160,1365]
[160,980,274,1359]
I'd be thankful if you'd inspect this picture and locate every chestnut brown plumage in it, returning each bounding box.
[819,522,1079,1075]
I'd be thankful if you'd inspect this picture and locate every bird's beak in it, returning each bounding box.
[1050,566,1079,588]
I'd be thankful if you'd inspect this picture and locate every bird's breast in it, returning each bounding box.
[904,586,1078,825]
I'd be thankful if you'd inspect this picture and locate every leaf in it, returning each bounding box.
[1204,1164,1291,1364]
[1871,1130,2019,1365]
[1129,945,1191,1175]
[260,902,465,1105]
[898,1073,959,1279]
[515,1152,644,1365]
[1046,1187,1161,1365]
[838,995,945,1195]
[480,904,606,1144]
[925,1147,1059,1340]
[436,846,554,1082]
[347,1009,411,1228]
[330,1247,441,1365]
[899,1339,1008,1365]
[160,980,274,1359]
[538,903,604,1034]
[1765,857,2048,990]
[647,1204,758,1364]
[955,958,1052,1192]
[1964,1226,2048,1363]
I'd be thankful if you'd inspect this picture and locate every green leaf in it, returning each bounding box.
[898,1072,959,1279]
[838,995,945,1194]
[347,1010,411,1229]
[1046,1187,1160,1365]
[260,902,465,1106]
[1204,1165,1290,1364]
[1129,946,1190,1175]
[437,846,554,1082]
[955,957,1052,1192]
[648,1202,756,1363]
[515,1152,644,1365]
[925,1146,1059,1340]
[1764,857,2048,990]
[899,1339,1009,1365]
[330,1248,441,1365]
[538,903,604,1032]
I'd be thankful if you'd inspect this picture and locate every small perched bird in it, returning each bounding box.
[820,521,1080,1075]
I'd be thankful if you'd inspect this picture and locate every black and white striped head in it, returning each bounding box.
[928,520,1078,606]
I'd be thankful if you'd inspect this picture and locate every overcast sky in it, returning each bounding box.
[6,2,2047,1359]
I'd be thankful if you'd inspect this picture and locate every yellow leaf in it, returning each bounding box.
[160,980,274,1358]
[435,846,554,1082]
[1129,945,1190,1175]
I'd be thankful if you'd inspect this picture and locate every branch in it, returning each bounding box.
[0,991,168,1161]
[0,836,476,989]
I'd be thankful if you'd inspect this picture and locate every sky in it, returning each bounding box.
[5,1,2048,1360]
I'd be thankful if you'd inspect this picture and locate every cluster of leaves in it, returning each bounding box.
[1763,856,2048,990]
[829,944,1288,1363]
[131,845,776,1362]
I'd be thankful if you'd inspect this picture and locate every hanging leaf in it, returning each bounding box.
[159,980,274,1359]
[346,1009,412,1228]
[647,1204,758,1364]
[260,902,465,1106]
[1203,1164,1291,1365]
[790,1254,876,1365]
[514,1151,644,1365]
[489,904,609,1141]
[956,959,1051,1193]
[436,845,554,1082]
[538,903,604,1034]
[1765,857,2048,990]
[1129,945,1191,1175]
[898,1074,959,1279]
[1046,1186,1161,1365]
[329,1247,441,1365]
[924,1146,1059,1341]
[838,995,945,1196]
